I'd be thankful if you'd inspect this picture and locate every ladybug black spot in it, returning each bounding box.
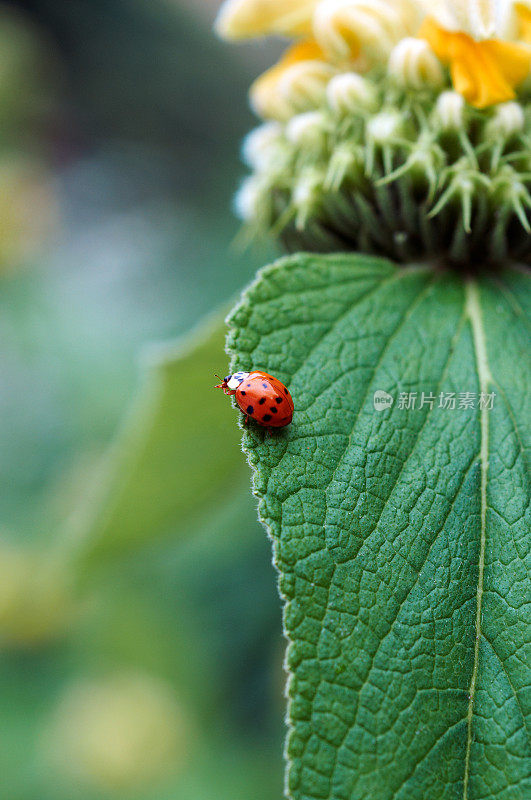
[276,397,283,404]
[246,405,254,414]
[263,414,272,422]
[241,391,246,396]
[258,397,266,405]
[271,407,278,413]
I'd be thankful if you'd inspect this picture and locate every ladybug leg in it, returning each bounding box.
[243,414,249,427]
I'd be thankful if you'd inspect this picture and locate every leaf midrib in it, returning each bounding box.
[462,280,492,800]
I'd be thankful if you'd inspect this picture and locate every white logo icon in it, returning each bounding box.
[373,390,394,411]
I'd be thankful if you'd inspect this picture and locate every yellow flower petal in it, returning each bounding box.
[516,2,531,41]
[215,0,316,39]
[250,40,335,119]
[483,38,531,82]
[420,17,531,107]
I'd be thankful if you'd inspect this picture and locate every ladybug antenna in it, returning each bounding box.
[214,373,224,389]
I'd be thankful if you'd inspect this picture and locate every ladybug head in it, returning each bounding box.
[226,371,249,389]
[214,371,249,390]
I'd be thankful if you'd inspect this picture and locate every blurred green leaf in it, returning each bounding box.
[69,310,247,568]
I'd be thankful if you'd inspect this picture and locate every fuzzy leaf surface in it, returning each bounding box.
[227,253,530,800]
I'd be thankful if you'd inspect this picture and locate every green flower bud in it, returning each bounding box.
[242,121,285,170]
[486,101,525,139]
[388,38,444,90]
[434,90,466,131]
[286,111,328,147]
[326,73,378,114]
[366,110,404,145]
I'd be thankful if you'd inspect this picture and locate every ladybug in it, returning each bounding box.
[215,370,294,428]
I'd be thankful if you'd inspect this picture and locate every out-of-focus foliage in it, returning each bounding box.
[46,672,188,792]
[0,537,71,647]
[69,313,249,568]
[0,7,57,270]
[0,1,283,798]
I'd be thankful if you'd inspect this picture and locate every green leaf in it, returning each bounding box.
[68,310,247,568]
[227,253,530,800]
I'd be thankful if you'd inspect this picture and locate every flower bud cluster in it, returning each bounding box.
[236,77,530,266]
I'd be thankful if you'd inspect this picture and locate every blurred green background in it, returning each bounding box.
[0,1,285,797]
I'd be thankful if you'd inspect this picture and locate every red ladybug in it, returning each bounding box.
[215,370,294,428]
